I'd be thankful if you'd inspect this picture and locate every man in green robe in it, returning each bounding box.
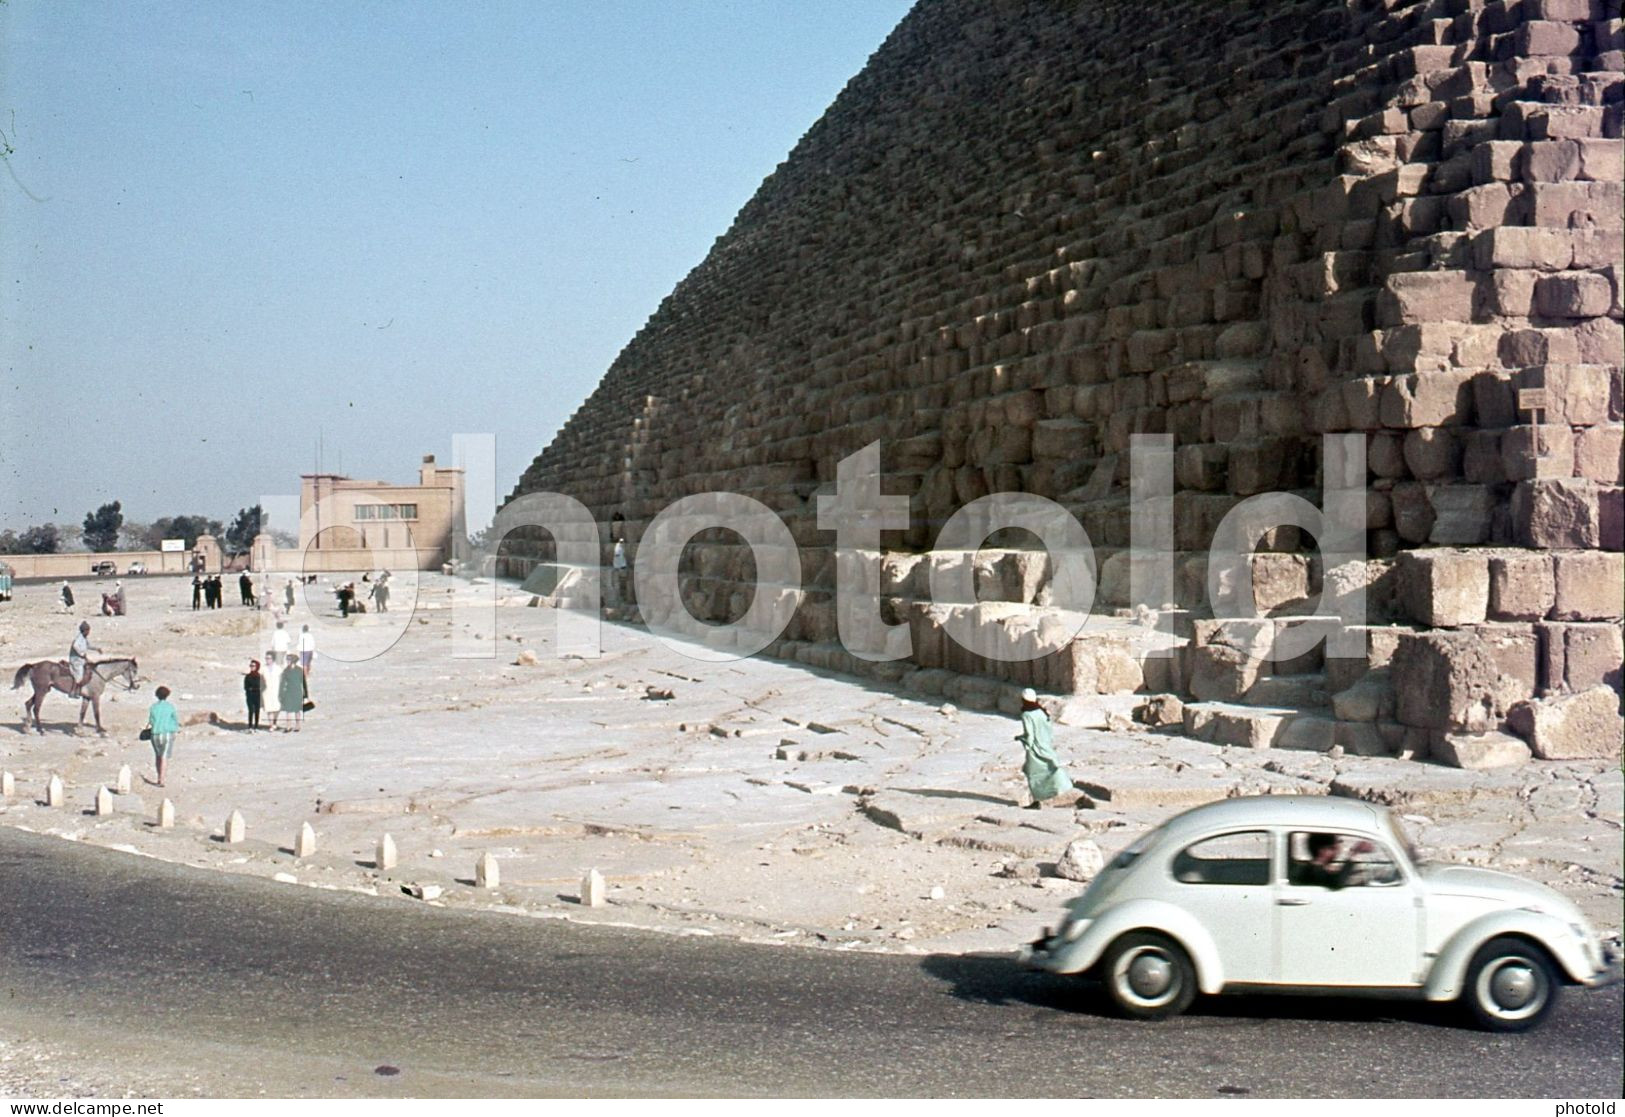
[1016,687,1072,808]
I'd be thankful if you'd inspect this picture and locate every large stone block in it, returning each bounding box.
[1512,479,1600,548]
[1397,549,1490,627]
[1552,551,1624,620]
[1432,731,1531,770]
[1391,631,1513,731]
[1380,371,1474,428]
[1574,425,1623,484]
[1507,686,1623,760]
[1488,552,1555,621]
[1188,619,1272,702]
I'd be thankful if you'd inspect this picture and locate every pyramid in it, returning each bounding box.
[503,0,1623,762]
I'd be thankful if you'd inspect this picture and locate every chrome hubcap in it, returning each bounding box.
[1478,956,1546,1020]
[1123,949,1174,1001]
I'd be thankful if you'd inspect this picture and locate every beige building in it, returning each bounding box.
[298,454,466,571]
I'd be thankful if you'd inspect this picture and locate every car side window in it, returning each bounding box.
[1170,831,1270,886]
[1288,831,1402,889]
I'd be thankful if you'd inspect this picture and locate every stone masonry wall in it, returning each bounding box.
[504,0,1624,766]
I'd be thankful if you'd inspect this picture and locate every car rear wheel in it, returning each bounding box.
[1463,936,1558,1033]
[1102,931,1196,1020]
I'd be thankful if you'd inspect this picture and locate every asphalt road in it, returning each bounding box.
[1,828,1619,1098]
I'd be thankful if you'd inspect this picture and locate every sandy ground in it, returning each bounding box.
[2,572,1620,959]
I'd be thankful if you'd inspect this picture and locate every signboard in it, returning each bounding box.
[1516,388,1548,412]
[160,539,185,553]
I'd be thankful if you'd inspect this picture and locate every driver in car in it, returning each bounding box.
[1297,832,1376,889]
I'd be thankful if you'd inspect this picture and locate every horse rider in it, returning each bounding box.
[69,621,101,697]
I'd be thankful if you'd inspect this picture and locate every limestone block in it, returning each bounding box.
[1188,620,1273,702]
[1530,181,1622,228]
[581,867,606,908]
[1380,371,1474,428]
[1397,549,1489,627]
[1176,444,1229,491]
[225,809,246,844]
[1512,480,1600,548]
[1378,271,1476,325]
[476,851,499,889]
[157,799,174,829]
[295,822,317,859]
[1574,425,1623,484]
[1391,631,1507,730]
[376,833,398,871]
[1486,269,1539,316]
[1535,272,1615,318]
[46,774,64,808]
[1391,483,1436,544]
[1472,225,1573,270]
[1054,839,1104,883]
[1332,670,1394,722]
[1523,139,1582,183]
[1369,432,1406,478]
[1402,427,1460,481]
[1432,731,1531,770]
[1276,716,1338,752]
[1488,553,1556,620]
[1500,425,1575,481]
[1334,721,1393,757]
[1556,621,1625,692]
[1552,551,1624,620]
[94,787,113,816]
[1250,554,1311,614]
[1507,686,1623,760]
[1183,703,1288,748]
[1426,485,1492,546]
[1133,694,1184,728]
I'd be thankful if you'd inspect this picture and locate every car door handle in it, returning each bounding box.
[1276,897,1310,906]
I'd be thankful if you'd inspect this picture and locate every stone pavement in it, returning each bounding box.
[0,574,1619,957]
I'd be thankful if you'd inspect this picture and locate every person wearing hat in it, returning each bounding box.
[1015,687,1072,809]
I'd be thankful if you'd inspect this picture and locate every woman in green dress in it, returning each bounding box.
[1016,687,1072,808]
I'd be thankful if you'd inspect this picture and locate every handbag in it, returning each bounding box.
[139,727,152,741]
[302,699,316,712]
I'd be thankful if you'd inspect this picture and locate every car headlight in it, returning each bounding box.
[1061,918,1090,944]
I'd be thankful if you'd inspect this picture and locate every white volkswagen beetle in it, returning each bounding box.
[1021,796,1618,1031]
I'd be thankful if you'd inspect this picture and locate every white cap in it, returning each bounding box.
[1020,687,1038,703]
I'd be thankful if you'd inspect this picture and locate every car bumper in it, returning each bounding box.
[1583,945,1622,990]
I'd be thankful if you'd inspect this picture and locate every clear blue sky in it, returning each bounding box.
[0,0,911,534]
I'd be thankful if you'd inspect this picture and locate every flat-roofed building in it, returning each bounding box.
[298,454,466,571]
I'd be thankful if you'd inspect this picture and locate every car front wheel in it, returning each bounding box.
[1101,931,1197,1020]
[1463,936,1558,1032]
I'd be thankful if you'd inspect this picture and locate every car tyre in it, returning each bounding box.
[1101,931,1197,1020]
[1462,936,1558,1033]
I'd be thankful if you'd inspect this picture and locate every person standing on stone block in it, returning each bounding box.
[278,653,307,732]
[145,685,180,787]
[1015,687,1072,809]
[243,659,264,730]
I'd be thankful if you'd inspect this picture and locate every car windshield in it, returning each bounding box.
[1384,813,1424,866]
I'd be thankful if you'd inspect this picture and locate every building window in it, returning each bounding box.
[354,504,419,522]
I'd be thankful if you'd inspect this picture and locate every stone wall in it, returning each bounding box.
[503,0,1623,764]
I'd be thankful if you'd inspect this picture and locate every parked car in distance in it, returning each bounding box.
[1021,795,1618,1031]
[91,560,117,577]
[127,561,147,575]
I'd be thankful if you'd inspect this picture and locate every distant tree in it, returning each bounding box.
[120,521,151,551]
[225,505,263,553]
[269,528,299,549]
[144,514,224,551]
[18,524,59,553]
[82,501,124,552]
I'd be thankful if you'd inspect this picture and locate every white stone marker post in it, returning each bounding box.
[224,809,246,844]
[46,774,65,808]
[115,765,132,794]
[1,770,14,798]
[158,799,175,829]
[295,822,317,858]
[94,787,114,816]
[376,833,398,871]
[475,851,500,889]
[581,868,605,908]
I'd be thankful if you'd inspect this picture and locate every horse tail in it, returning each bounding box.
[11,663,32,690]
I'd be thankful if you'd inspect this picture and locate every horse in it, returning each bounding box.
[12,657,139,736]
